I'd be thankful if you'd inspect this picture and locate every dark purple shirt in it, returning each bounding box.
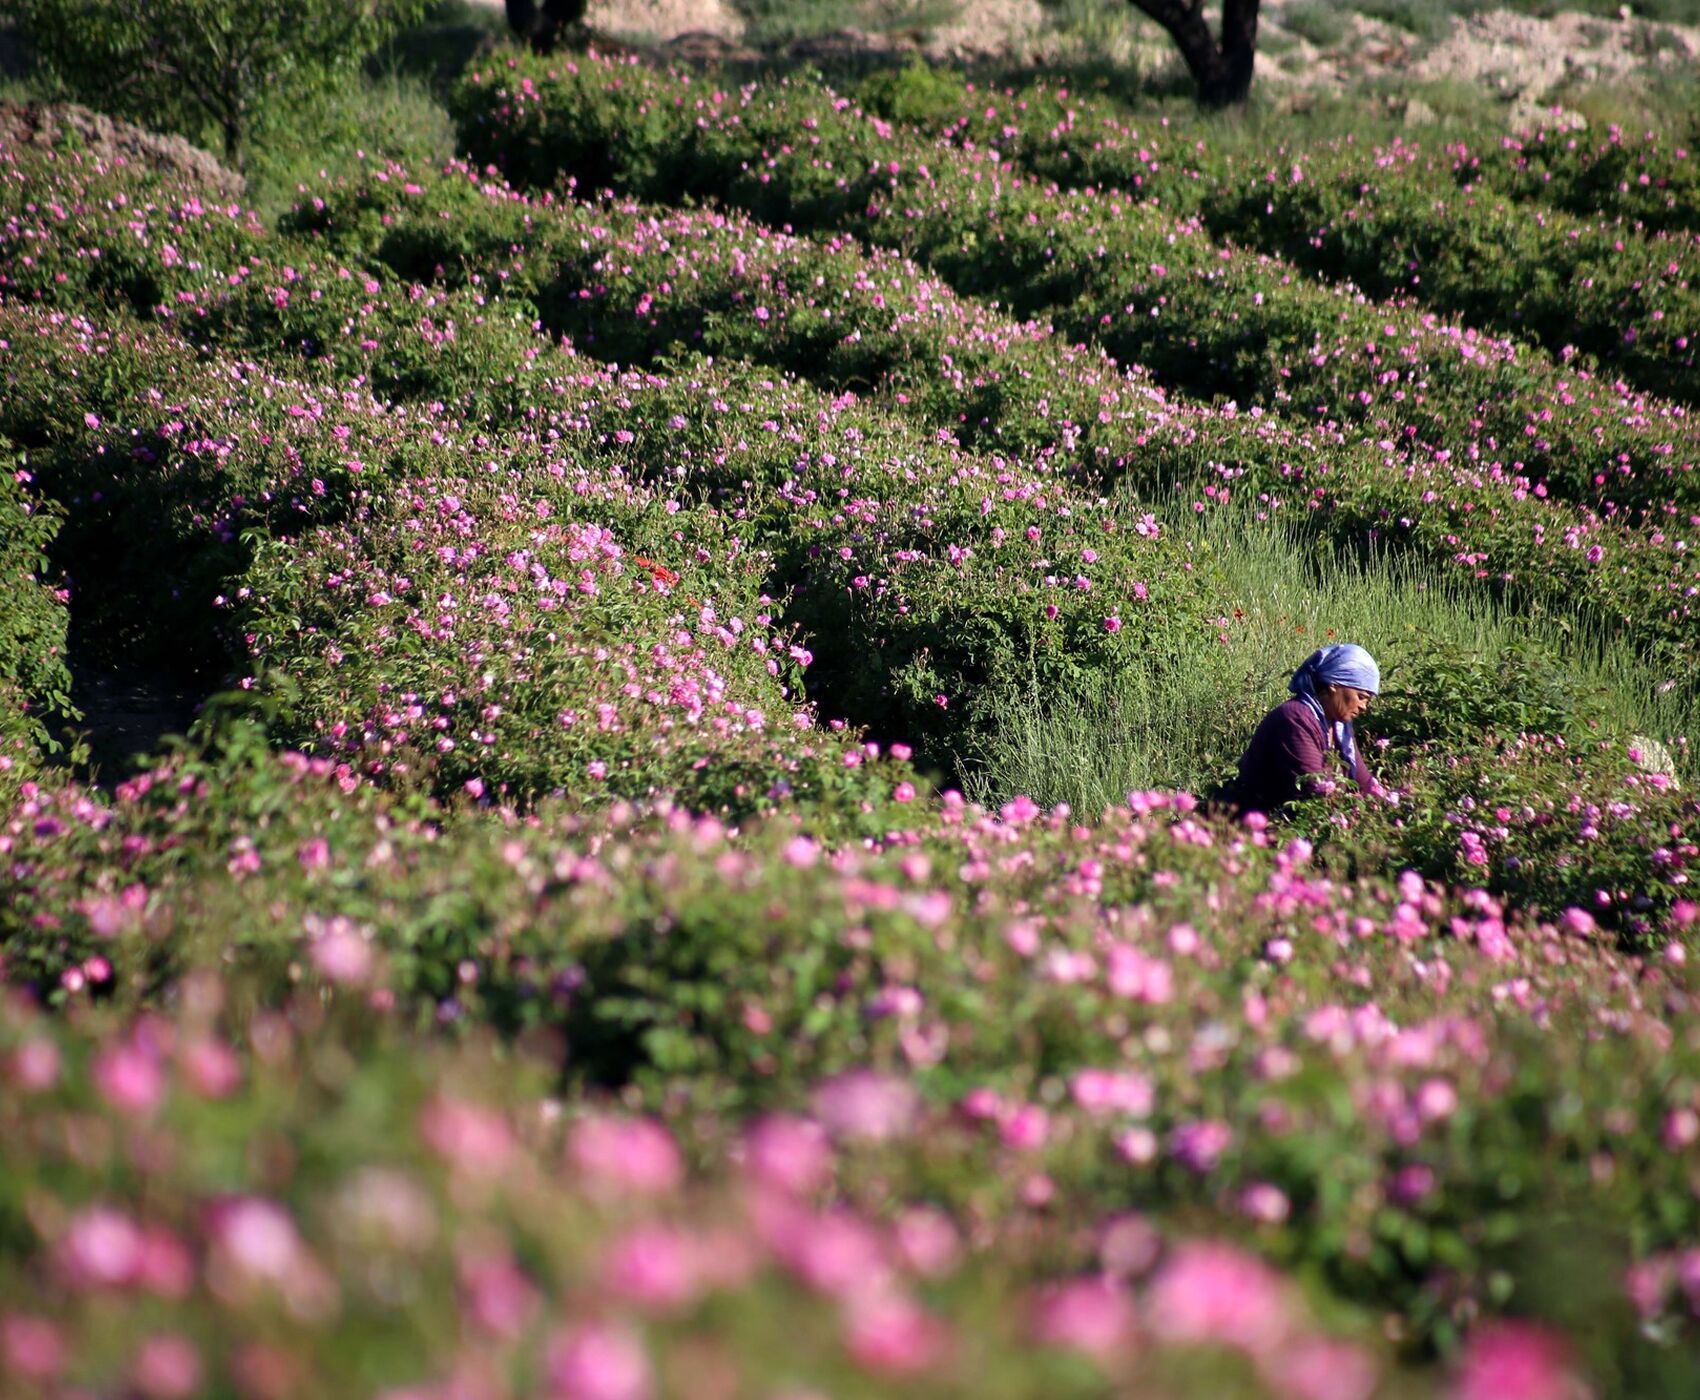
[1231,698,1380,814]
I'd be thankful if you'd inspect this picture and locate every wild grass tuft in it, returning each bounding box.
[963,511,1695,816]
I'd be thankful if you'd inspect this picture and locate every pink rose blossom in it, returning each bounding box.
[812,1070,919,1144]
[546,1323,653,1400]
[569,1115,683,1196]
[1452,1322,1586,1400]
[1147,1242,1290,1354]
[1031,1277,1136,1361]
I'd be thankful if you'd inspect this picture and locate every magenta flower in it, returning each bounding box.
[92,1041,165,1116]
[545,1322,653,1400]
[600,1224,701,1313]
[844,1292,949,1375]
[742,1114,833,1196]
[1147,1242,1290,1354]
[1452,1322,1586,1400]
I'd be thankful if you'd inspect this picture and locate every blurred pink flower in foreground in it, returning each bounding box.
[844,1292,950,1375]
[569,1114,683,1196]
[1266,1336,1381,1400]
[1,1314,63,1381]
[742,1113,832,1195]
[600,1224,702,1313]
[812,1070,919,1143]
[546,1322,653,1400]
[420,1097,515,1179]
[59,1206,143,1288]
[1031,1276,1137,1362]
[131,1333,203,1399]
[1147,1242,1290,1355]
[93,1040,165,1116]
[1452,1322,1590,1400]
[306,913,375,986]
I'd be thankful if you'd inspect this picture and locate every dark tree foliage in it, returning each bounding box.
[1127,0,1261,107]
[504,0,588,53]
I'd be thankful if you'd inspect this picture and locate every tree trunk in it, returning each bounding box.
[505,0,587,52]
[1126,0,1261,108]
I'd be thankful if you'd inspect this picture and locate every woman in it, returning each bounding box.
[1226,643,1384,816]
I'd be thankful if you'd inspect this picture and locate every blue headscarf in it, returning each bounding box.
[1289,644,1380,774]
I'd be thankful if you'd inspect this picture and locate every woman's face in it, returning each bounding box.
[1319,683,1374,725]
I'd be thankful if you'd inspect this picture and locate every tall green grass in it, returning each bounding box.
[962,510,1695,814]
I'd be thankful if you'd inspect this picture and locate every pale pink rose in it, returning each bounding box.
[1099,1214,1163,1279]
[460,1249,539,1339]
[772,1207,890,1299]
[1,1314,64,1381]
[1266,1336,1381,1400]
[180,1038,242,1098]
[1452,1322,1588,1400]
[1105,944,1174,1003]
[7,1039,60,1092]
[1031,1277,1137,1361]
[60,1206,144,1288]
[1147,1242,1291,1355]
[893,1208,959,1279]
[812,1071,919,1144]
[601,1225,701,1313]
[420,1097,514,1178]
[545,1322,653,1400]
[1415,1078,1459,1122]
[569,1115,683,1196]
[844,1293,949,1375]
[1241,1182,1291,1225]
[782,836,819,868]
[136,1227,196,1299]
[742,1114,832,1196]
[1071,1068,1156,1118]
[210,1197,303,1285]
[92,1041,165,1115]
[132,1333,202,1399]
[307,915,374,986]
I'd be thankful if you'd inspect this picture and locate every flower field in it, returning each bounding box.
[3,35,1700,1399]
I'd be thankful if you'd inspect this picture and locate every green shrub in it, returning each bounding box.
[9,0,432,164]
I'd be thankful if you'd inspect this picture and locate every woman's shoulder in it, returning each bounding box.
[1257,698,1315,731]
[1251,698,1326,750]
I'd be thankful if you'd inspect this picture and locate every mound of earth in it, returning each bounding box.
[0,100,245,199]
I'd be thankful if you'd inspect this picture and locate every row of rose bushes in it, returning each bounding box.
[1,743,1697,1382]
[0,287,1223,789]
[270,154,1700,686]
[1211,140,1700,409]
[4,248,1692,935]
[438,60,1700,523]
[846,65,1700,248]
[3,143,1695,852]
[3,134,1695,835]
[1466,123,1700,237]
[0,963,1570,1400]
[444,55,1700,526]
[7,134,1697,699]
[0,437,72,797]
